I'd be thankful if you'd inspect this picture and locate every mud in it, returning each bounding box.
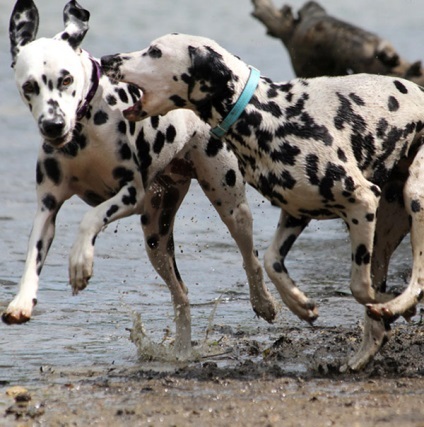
[2,321,424,427]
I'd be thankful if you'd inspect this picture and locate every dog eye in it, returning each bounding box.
[62,76,74,87]
[22,81,35,94]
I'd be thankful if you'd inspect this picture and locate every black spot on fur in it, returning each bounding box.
[279,234,297,258]
[158,187,180,235]
[141,214,149,225]
[225,169,236,187]
[117,121,126,134]
[273,262,284,273]
[36,240,43,264]
[119,142,132,160]
[394,80,408,94]
[334,93,366,135]
[36,161,44,185]
[286,216,307,228]
[286,93,308,119]
[147,235,159,249]
[42,194,57,211]
[305,154,320,185]
[206,138,224,157]
[349,93,365,106]
[135,128,152,187]
[411,199,421,213]
[166,125,177,142]
[93,110,108,125]
[106,94,117,106]
[388,96,399,112]
[355,244,371,266]
[278,142,301,166]
[153,131,165,154]
[150,116,160,129]
[337,148,348,162]
[117,88,129,103]
[169,95,186,107]
[44,158,62,185]
[122,187,137,205]
[148,46,162,58]
[276,112,333,146]
[106,204,119,218]
[113,166,134,186]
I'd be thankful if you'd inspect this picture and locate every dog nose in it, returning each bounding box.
[41,118,65,139]
[101,54,121,70]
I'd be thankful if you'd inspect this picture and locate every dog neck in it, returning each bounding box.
[76,53,102,121]
[210,67,261,139]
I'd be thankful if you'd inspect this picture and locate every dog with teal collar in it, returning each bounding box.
[101,32,424,370]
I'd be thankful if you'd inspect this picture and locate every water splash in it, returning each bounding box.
[129,296,235,363]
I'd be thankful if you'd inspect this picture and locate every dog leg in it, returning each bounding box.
[263,211,316,322]
[344,314,391,371]
[189,139,278,323]
[367,147,424,320]
[346,181,408,370]
[2,194,63,324]
[371,179,410,292]
[142,174,192,359]
[344,183,381,305]
[217,201,278,323]
[69,183,142,294]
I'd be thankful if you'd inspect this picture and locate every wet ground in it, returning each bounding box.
[2,320,424,426]
[2,1,424,425]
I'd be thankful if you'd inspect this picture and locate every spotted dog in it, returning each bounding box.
[101,33,424,370]
[3,1,277,358]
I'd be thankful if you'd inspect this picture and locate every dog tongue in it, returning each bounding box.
[123,100,144,121]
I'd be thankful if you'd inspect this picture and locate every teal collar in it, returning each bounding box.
[210,66,260,139]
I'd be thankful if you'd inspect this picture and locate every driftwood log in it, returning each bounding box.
[252,0,424,85]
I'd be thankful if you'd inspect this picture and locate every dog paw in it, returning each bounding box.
[2,311,31,325]
[366,304,396,321]
[298,300,319,324]
[252,294,278,323]
[68,240,94,295]
[2,297,37,325]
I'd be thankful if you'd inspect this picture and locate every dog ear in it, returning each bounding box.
[9,0,40,67]
[55,0,90,50]
[188,45,232,84]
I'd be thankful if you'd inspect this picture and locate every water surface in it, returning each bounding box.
[0,0,417,384]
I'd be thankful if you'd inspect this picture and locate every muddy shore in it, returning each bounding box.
[2,321,424,427]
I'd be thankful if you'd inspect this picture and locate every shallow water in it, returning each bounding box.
[0,0,418,384]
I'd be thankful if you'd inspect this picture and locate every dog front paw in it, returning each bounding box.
[68,240,94,295]
[2,296,37,325]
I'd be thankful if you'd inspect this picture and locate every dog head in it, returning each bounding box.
[10,0,91,147]
[101,33,244,124]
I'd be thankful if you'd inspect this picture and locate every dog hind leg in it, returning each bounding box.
[346,178,409,370]
[142,173,192,359]
[367,146,424,320]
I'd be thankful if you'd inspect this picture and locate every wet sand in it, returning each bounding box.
[3,321,424,426]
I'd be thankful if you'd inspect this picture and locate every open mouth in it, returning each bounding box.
[123,99,148,122]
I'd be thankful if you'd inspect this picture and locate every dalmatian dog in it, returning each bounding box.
[2,0,278,359]
[101,33,424,370]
